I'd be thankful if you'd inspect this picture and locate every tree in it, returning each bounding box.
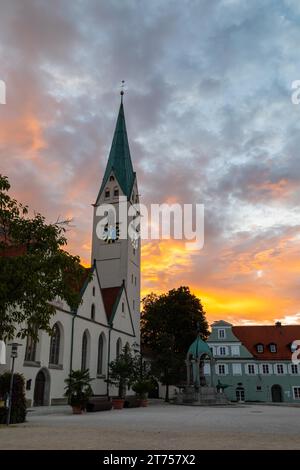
[0,175,87,340]
[106,344,136,399]
[141,286,209,401]
[64,369,93,412]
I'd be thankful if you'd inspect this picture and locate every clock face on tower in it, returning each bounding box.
[102,222,120,243]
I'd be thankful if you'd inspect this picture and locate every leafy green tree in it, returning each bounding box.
[0,175,87,340]
[106,344,137,399]
[141,287,209,401]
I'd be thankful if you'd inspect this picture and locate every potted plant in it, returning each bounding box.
[132,379,153,407]
[107,344,136,409]
[64,369,93,414]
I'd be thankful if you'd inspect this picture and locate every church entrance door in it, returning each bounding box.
[34,370,46,406]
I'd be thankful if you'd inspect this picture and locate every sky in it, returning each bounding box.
[1,0,300,326]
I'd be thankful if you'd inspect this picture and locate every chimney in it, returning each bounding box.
[275,321,282,327]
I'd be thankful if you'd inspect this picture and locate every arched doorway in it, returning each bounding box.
[236,386,245,402]
[271,384,282,403]
[33,368,50,406]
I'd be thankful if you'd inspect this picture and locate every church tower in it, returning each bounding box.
[91,92,140,342]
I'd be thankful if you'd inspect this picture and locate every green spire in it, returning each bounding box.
[99,98,135,200]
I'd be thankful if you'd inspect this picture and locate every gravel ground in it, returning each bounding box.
[1,400,300,450]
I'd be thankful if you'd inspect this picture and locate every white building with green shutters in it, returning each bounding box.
[204,320,300,403]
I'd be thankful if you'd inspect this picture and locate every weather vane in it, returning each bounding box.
[120,80,125,99]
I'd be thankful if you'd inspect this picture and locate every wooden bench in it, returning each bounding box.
[86,396,112,412]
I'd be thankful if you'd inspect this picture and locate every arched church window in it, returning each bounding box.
[116,338,122,358]
[25,334,37,362]
[109,175,115,181]
[114,187,119,197]
[49,323,61,365]
[97,333,105,375]
[92,286,95,296]
[105,189,110,199]
[81,330,90,371]
[91,304,95,321]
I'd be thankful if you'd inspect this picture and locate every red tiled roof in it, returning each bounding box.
[232,325,300,360]
[101,286,122,321]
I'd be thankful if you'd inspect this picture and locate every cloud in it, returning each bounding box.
[1,0,300,325]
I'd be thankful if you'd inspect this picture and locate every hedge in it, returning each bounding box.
[0,372,27,424]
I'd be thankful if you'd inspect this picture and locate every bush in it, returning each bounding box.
[0,372,27,424]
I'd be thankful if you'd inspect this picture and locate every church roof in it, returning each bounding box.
[101,285,123,322]
[98,100,135,200]
[188,335,212,358]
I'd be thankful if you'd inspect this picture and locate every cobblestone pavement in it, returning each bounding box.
[1,401,300,450]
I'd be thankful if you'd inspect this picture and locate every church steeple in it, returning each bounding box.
[98,97,135,200]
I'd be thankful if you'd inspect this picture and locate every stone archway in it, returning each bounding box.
[33,368,51,406]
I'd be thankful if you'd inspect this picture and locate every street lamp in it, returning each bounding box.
[6,342,22,426]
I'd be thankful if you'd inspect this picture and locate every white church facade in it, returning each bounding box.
[0,95,141,406]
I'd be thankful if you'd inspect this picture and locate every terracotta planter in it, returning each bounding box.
[112,398,125,410]
[72,405,83,414]
[139,399,148,407]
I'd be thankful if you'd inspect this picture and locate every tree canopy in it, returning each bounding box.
[0,175,87,340]
[141,286,209,401]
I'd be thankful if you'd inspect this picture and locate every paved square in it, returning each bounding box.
[1,401,300,450]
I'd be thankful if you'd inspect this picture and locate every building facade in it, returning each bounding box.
[0,96,141,406]
[204,320,300,403]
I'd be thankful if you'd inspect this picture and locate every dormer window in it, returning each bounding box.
[218,329,225,339]
[109,175,115,181]
[114,187,119,197]
[269,343,277,353]
[256,344,264,353]
[105,189,110,199]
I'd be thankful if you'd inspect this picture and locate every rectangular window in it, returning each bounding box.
[203,363,211,375]
[256,386,262,391]
[247,364,255,375]
[256,344,264,353]
[133,300,135,311]
[219,346,227,356]
[232,363,242,375]
[218,329,225,339]
[293,387,300,399]
[270,344,277,353]
[291,364,298,374]
[218,364,226,375]
[262,364,269,374]
[276,364,284,374]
